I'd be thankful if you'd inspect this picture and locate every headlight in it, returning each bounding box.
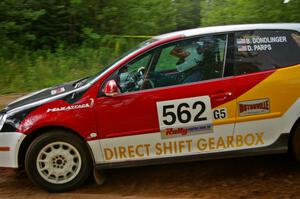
[0,114,6,131]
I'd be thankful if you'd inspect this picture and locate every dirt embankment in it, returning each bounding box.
[0,93,26,109]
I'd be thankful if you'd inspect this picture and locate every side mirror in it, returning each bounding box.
[103,80,120,97]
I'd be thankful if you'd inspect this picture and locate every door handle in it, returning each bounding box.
[211,91,232,101]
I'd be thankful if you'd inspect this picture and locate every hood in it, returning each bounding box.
[3,78,86,113]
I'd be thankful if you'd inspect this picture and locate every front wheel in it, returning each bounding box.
[25,130,92,192]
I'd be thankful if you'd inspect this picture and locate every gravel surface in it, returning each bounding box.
[1,155,300,199]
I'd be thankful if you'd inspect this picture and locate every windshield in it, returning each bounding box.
[79,38,158,87]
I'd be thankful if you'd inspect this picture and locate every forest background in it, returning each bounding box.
[0,0,299,94]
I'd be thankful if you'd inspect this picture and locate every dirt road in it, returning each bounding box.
[1,95,300,199]
[0,93,26,109]
[1,155,300,199]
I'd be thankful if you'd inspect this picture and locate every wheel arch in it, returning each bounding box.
[288,117,300,152]
[18,125,95,169]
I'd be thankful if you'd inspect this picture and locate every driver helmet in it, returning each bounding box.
[119,71,135,91]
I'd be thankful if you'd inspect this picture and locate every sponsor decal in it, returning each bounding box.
[103,132,265,161]
[47,98,94,112]
[51,87,65,95]
[239,98,270,116]
[161,124,212,139]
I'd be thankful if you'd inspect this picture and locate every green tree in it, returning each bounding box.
[0,0,45,55]
[174,0,201,30]
[201,0,300,26]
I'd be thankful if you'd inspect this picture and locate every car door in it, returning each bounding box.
[96,34,238,164]
[230,30,300,150]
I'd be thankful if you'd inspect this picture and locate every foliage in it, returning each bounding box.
[201,0,300,26]
[0,47,107,93]
[174,0,201,30]
[0,0,299,94]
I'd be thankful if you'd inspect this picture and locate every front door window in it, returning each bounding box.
[118,53,152,92]
[146,35,227,89]
[110,34,227,93]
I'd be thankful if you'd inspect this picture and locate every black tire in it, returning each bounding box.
[291,123,300,162]
[25,130,92,192]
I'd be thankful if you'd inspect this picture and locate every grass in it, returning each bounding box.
[0,37,143,95]
[0,46,118,94]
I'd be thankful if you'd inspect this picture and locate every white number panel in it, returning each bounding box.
[156,96,213,130]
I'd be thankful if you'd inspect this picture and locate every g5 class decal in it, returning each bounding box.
[213,108,228,120]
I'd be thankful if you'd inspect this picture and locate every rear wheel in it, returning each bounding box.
[291,123,300,162]
[25,130,92,192]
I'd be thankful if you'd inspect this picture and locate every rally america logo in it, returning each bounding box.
[239,98,270,116]
[47,98,94,113]
[161,124,213,139]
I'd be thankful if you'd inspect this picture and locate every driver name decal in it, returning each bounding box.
[237,35,288,52]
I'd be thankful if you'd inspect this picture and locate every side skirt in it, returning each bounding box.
[95,133,289,170]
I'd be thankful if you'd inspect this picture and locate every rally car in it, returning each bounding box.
[0,23,300,192]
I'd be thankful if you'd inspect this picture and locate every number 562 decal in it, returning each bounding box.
[156,96,213,131]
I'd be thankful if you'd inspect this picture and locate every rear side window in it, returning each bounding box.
[233,30,300,75]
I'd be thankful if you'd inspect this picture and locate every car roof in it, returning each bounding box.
[154,23,300,39]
